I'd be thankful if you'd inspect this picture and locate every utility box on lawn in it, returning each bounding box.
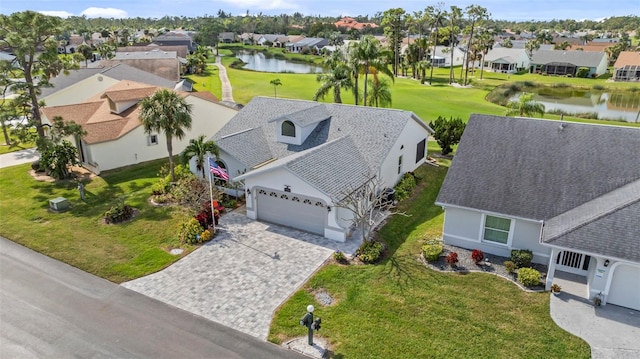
[49,197,69,211]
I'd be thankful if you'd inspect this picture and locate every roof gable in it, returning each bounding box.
[436,115,640,220]
[268,104,330,127]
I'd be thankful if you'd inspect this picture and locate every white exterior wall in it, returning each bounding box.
[379,118,429,188]
[216,150,249,180]
[242,167,348,240]
[43,74,119,106]
[595,55,608,76]
[84,98,235,172]
[441,206,549,264]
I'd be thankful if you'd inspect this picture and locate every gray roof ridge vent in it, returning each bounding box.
[220,127,254,139]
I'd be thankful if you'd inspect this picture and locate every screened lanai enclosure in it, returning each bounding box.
[540,62,577,76]
[614,65,640,82]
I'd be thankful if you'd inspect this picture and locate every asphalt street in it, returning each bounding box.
[0,237,304,359]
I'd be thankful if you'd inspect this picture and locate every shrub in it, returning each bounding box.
[104,203,134,224]
[576,67,589,78]
[200,229,212,241]
[510,249,533,268]
[179,218,204,244]
[551,283,561,293]
[518,267,541,287]
[592,84,605,91]
[428,116,467,155]
[394,172,417,201]
[471,249,484,264]
[445,252,459,266]
[358,241,383,263]
[333,250,346,263]
[504,260,516,273]
[31,160,42,172]
[422,238,443,262]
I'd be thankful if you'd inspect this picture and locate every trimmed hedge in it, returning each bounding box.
[358,241,383,264]
[518,267,541,287]
[511,249,533,268]
[422,239,443,262]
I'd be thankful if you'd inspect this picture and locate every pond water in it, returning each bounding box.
[234,50,324,74]
[512,88,640,122]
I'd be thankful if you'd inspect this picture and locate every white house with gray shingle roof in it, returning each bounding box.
[436,114,640,311]
[530,50,608,77]
[214,97,434,241]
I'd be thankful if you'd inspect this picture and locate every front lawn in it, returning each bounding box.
[268,162,590,358]
[0,160,193,283]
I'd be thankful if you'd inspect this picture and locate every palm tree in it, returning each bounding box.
[314,49,352,103]
[366,77,392,108]
[478,30,495,80]
[525,39,540,58]
[180,135,219,179]
[505,92,545,117]
[351,35,394,106]
[446,6,463,84]
[140,89,193,182]
[270,78,282,98]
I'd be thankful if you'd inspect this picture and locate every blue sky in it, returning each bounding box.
[1,0,638,21]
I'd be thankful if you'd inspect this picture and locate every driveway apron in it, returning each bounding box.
[122,211,360,339]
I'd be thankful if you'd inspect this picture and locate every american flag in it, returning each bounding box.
[209,157,229,180]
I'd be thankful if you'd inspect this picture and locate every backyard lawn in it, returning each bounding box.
[0,160,193,283]
[268,160,590,358]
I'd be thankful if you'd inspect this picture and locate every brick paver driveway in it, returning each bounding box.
[122,211,361,339]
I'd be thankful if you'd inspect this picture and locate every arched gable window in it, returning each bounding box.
[282,120,296,137]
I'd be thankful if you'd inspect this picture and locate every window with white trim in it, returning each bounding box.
[147,134,159,146]
[483,215,511,245]
[282,120,296,137]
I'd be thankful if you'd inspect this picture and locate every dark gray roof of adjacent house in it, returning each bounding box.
[39,63,176,99]
[435,114,640,221]
[542,180,640,263]
[531,50,606,67]
[217,97,432,197]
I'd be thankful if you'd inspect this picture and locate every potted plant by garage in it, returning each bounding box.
[551,283,562,296]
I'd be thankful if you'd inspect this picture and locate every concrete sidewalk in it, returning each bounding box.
[550,272,640,359]
[215,56,234,102]
[0,148,38,168]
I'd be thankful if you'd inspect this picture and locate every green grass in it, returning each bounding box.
[268,163,590,358]
[0,159,195,283]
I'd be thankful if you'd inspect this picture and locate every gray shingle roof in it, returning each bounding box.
[531,50,606,67]
[542,180,640,262]
[268,104,330,127]
[39,63,176,99]
[485,48,527,62]
[436,114,640,220]
[217,97,431,198]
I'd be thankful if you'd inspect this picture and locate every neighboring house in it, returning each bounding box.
[213,97,434,241]
[39,63,177,107]
[152,32,196,53]
[436,114,640,311]
[118,45,190,59]
[530,50,608,77]
[40,80,237,174]
[257,34,289,47]
[399,45,464,68]
[286,38,329,53]
[219,32,237,44]
[612,51,640,82]
[478,48,530,73]
[102,49,181,81]
[493,39,554,51]
[334,17,379,30]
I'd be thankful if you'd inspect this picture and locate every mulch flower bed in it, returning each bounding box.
[421,244,548,292]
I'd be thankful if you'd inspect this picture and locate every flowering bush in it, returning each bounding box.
[446,252,459,267]
[179,218,204,244]
[333,250,346,263]
[471,249,484,264]
[200,229,212,242]
[104,203,134,224]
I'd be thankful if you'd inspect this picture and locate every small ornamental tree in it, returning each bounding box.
[428,116,466,155]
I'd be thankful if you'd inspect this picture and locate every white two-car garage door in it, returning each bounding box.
[607,264,640,311]
[256,188,326,236]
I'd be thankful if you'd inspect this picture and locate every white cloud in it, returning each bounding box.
[81,7,128,19]
[38,11,74,18]
[217,0,299,11]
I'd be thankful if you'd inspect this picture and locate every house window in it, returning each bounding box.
[397,155,403,174]
[282,120,296,137]
[147,134,159,146]
[483,215,511,245]
[415,138,426,163]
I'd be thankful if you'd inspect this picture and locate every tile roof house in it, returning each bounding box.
[530,50,608,77]
[40,80,238,173]
[612,51,640,82]
[213,97,434,241]
[436,114,640,311]
[39,63,177,107]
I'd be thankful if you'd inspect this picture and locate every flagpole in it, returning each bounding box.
[208,156,215,232]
